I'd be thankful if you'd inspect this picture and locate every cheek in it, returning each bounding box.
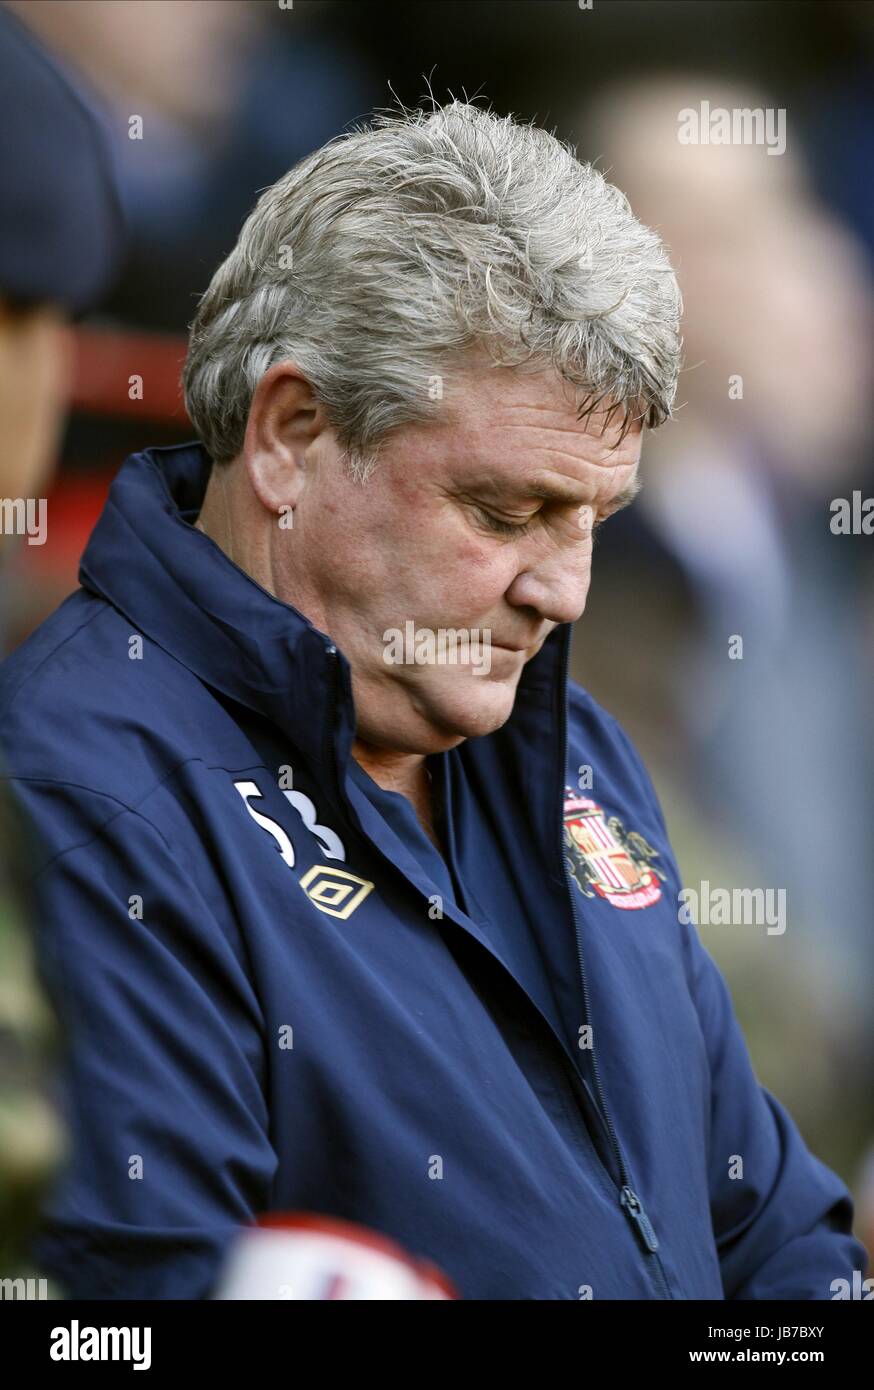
[435,539,517,611]
[393,538,497,611]
[455,539,494,571]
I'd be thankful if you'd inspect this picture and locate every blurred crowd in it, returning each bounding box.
[2,0,872,1268]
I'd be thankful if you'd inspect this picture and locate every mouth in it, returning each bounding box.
[492,632,550,655]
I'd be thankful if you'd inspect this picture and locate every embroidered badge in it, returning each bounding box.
[299,864,374,920]
[563,788,666,910]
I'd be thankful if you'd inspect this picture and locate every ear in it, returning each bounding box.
[241,363,328,514]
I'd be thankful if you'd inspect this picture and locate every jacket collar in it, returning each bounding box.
[79,442,571,790]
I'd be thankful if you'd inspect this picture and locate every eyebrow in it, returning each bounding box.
[521,472,643,512]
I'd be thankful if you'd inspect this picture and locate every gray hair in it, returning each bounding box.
[183,99,682,481]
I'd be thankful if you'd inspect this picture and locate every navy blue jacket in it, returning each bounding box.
[0,443,867,1299]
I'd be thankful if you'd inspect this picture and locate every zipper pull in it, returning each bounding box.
[620,1186,660,1253]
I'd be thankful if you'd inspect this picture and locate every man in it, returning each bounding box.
[0,100,867,1300]
[0,5,124,1285]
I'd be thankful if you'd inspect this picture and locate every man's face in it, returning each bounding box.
[283,359,643,754]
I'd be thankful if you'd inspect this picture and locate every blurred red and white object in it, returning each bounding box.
[212,1213,459,1301]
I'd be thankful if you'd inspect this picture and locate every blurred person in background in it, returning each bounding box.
[573,75,874,1248]
[0,0,380,643]
[0,3,124,1284]
[8,0,379,330]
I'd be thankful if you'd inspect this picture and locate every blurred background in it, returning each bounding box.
[2,0,873,1269]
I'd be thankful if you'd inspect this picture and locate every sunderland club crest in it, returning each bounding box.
[563,788,666,910]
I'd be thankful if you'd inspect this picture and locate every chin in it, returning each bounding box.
[364,668,523,753]
[421,676,520,742]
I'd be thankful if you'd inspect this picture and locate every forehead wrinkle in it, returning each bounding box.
[459,414,641,495]
[500,396,643,436]
[497,417,641,463]
[501,419,621,444]
[501,400,581,421]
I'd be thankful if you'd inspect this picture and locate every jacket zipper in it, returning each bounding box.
[564,868,671,1296]
[328,633,672,1298]
[323,643,346,814]
[558,644,673,1300]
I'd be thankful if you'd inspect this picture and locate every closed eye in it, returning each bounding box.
[474,504,617,539]
[474,506,537,537]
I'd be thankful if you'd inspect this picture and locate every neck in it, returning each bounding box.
[352,739,441,852]
[350,738,428,796]
[195,460,278,596]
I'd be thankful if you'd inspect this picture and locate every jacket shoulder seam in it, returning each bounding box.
[0,598,106,717]
[1,768,202,875]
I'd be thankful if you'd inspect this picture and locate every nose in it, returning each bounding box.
[504,547,592,626]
